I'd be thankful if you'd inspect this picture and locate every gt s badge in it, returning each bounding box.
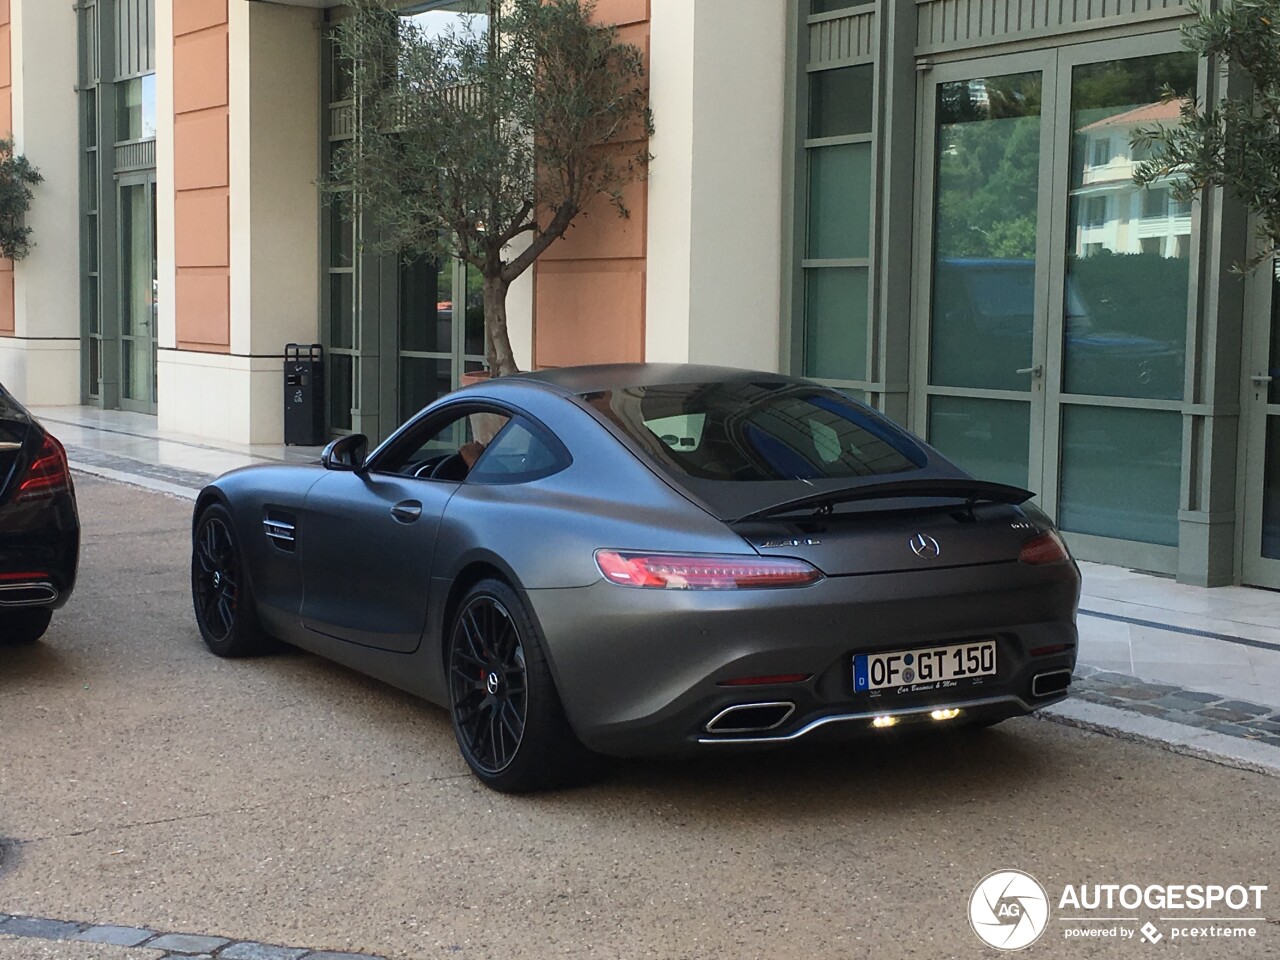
[758,538,822,548]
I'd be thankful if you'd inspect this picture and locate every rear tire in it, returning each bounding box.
[191,504,271,657]
[446,578,598,792]
[1,607,53,645]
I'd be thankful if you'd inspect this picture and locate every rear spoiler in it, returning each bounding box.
[733,478,1035,523]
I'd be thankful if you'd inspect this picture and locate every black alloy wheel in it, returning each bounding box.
[446,578,598,792]
[191,504,269,657]
[449,594,528,775]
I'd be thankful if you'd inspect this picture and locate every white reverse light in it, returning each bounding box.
[871,715,898,729]
[931,708,961,721]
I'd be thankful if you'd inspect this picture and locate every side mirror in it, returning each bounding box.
[321,434,369,472]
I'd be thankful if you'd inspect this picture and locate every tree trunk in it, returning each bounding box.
[482,272,520,377]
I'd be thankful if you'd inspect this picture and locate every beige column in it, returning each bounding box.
[159,0,321,444]
[0,0,80,404]
[645,0,787,371]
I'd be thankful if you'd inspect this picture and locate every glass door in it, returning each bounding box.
[1240,259,1280,586]
[914,52,1058,493]
[118,175,157,414]
[916,39,1198,572]
[1041,39,1196,569]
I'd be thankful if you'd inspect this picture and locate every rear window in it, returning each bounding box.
[583,381,924,482]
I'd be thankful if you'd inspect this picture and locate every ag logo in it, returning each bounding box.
[969,869,1050,951]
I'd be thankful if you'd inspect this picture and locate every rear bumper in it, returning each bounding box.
[0,490,81,610]
[529,560,1080,757]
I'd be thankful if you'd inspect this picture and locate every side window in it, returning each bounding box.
[468,417,570,484]
[373,406,510,480]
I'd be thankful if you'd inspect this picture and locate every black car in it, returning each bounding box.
[0,384,79,644]
[190,364,1079,793]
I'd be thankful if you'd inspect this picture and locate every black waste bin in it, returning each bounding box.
[283,343,325,446]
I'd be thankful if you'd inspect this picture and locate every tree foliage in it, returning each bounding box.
[0,138,41,261]
[1133,0,1280,270]
[333,0,653,375]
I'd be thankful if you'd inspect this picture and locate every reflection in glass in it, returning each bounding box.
[1262,416,1280,559]
[399,257,453,354]
[810,0,873,13]
[1063,54,1197,400]
[403,1,489,42]
[807,142,871,259]
[120,183,154,403]
[928,396,1030,489]
[1058,405,1181,545]
[115,75,157,141]
[330,353,354,432]
[804,267,868,381]
[399,357,453,425]
[330,202,353,269]
[464,261,485,358]
[330,273,355,349]
[930,73,1041,392]
[808,64,874,139]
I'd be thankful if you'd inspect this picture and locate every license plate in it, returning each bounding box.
[854,640,997,693]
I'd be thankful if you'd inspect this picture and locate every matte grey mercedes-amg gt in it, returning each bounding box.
[190,364,1080,792]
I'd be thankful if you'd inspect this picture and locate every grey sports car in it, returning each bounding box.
[190,364,1080,792]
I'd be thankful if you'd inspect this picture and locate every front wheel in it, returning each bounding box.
[1,607,53,645]
[191,504,270,657]
[447,578,596,792]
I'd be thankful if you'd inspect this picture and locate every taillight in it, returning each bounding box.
[595,550,823,589]
[1018,531,1070,565]
[15,434,71,502]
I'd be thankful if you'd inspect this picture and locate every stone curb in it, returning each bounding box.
[0,914,387,960]
[1041,698,1280,779]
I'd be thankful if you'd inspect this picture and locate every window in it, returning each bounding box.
[115,75,157,142]
[1142,187,1169,219]
[1091,138,1111,168]
[469,419,571,484]
[372,404,568,484]
[1083,196,1108,227]
[584,381,925,483]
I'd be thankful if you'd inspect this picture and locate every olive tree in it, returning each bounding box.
[1133,0,1280,270]
[0,138,41,261]
[333,0,653,376]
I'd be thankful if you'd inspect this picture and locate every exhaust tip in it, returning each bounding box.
[1031,669,1072,698]
[0,582,58,606]
[705,702,795,734]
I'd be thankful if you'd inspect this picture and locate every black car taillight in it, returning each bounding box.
[1018,531,1070,565]
[14,434,71,502]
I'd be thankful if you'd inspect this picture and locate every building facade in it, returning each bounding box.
[0,0,1276,590]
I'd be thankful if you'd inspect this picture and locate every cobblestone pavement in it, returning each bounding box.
[64,445,216,493]
[0,913,385,960]
[1073,664,1280,747]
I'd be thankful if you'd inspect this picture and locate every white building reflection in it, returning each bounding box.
[1072,100,1191,259]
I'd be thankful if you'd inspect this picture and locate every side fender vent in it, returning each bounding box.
[263,511,297,552]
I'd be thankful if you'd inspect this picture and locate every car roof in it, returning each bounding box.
[505,363,796,395]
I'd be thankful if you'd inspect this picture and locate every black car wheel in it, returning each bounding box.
[1,607,53,645]
[191,504,269,657]
[447,578,595,792]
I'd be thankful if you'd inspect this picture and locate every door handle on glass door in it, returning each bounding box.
[1252,374,1273,385]
[1016,365,1044,378]
[391,500,422,523]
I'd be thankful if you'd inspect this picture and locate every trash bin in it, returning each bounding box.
[283,343,325,446]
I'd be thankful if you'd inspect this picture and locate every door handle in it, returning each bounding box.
[1016,365,1044,378]
[391,500,422,523]
[1252,374,1273,386]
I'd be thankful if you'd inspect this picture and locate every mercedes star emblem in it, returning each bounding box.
[909,533,941,560]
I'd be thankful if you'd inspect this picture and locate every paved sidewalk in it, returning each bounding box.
[31,404,1280,769]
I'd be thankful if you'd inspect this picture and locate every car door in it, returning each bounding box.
[298,403,508,652]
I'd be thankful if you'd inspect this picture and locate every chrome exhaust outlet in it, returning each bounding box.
[705,702,795,734]
[1031,669,1072,698]
[0,582,58,606]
